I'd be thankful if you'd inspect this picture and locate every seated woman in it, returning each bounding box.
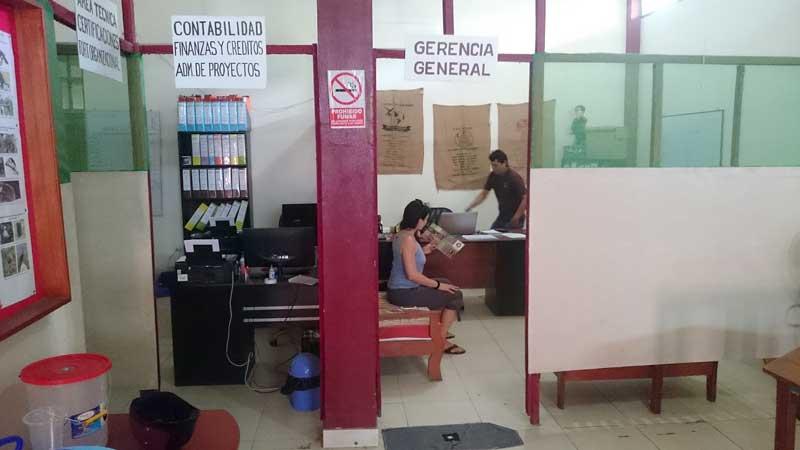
[387,199,466,355]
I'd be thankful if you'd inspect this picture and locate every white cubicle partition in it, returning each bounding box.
[528,168,800,374]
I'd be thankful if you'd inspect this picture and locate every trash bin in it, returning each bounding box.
[280,353,320,412]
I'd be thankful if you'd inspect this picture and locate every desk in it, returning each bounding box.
[107,410,239,450]
[378,234,526,316]
[172,280,317,386]
[764,348,800,450]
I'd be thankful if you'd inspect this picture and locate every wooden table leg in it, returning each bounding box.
[527,374,541,425]
[706,361,718,402]
[650,365,664,414]
[774,379,799,450]
[556,373,566,409]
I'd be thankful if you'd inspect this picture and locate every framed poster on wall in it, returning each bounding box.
[0,2,71,341]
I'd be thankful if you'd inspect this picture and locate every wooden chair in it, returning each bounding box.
[378,293,444,381]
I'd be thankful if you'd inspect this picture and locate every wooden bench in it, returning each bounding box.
[378,293,444,381]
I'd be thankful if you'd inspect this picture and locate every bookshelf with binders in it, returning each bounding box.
[177,95,254,238]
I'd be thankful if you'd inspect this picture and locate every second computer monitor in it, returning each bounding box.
[241,227,316,270]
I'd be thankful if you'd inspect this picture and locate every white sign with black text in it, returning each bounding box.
[75,0,123,82]
[405,35,498,82]
[171,16,267,89]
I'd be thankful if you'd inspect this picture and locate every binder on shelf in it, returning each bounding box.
[237,96,249,131]
[223,168,233,198]
[213,134,223,165]
[195,203,218,231]
[204,96,214,132]
[178,97,188,131]
[231,168,240,198]
[184,202,208,231]
[236,200,249,231]
[220,97,230,132]
[230,135,239,165]
[216,203,233,220]
[199,169,209,198]
[181,156,192,166]
[213,98,222,131]
[207,168,217,199]
[215,169,225,198]
[228,201,241,221]
[195,95,205,131]
[191,169,201,198]
[182,169,192,199]
[199,135,210,165]
[239,168,249,198]
[186,97,196,131]
[222,135,231,165]
[237,135,247,165]
[229,96,238,130]
[191,134,201,166]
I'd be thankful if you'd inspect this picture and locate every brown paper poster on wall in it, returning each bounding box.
[377,89,424,174]
[497,102,529,175]
[433,104,490,190]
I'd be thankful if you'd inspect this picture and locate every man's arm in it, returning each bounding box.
[466,190,490,212]
[510,194,527,225]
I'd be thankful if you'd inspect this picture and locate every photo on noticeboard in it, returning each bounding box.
[0,180,20,203]
[0,71,10,91]
[0,96,13,119]
[3,156,18,176]
[2,245,16,278]
[14,219,25,240]
[16,243,29,273]
[0,132,17,153]
[0,221,12,244]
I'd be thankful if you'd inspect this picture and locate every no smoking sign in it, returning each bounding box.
[328,70,366,129]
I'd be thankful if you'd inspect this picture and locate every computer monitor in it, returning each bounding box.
[241,227,316,272]
[279,203,317,228]
[437,212,478,235]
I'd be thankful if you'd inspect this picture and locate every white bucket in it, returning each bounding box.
[20,354,111,448]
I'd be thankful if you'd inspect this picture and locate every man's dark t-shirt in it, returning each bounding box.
[484,169,526,225]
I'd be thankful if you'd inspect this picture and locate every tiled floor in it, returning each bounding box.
[118,293,793,450]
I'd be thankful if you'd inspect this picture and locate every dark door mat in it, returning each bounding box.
[382,422,523,450]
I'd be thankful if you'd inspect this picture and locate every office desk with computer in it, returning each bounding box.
[171,205,525,386]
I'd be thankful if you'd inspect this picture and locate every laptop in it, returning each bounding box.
[437,212,478,235]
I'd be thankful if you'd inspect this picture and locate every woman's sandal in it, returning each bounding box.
[446,333,455,340]
[443,344,466,355]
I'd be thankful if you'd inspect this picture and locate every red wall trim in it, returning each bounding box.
[120,0,135,43]
[626,0,642,53]
[535,0,546,53]
[50,0,74,28]
[442,0,454,35]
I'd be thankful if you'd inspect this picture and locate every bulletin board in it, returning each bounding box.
[0,2,71,341]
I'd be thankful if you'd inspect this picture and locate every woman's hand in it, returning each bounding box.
[422,242,435,255]
[438,282,459,294]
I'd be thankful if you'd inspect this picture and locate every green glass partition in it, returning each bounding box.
[532,54,800,169]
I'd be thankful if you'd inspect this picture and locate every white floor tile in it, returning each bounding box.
[459,370,524,402]
[566,425,658,450]
[380,375,403,404]
[473,397,536,431]
[378,402,408,429]
[403,400,480,427]
[518,427,578,450]
[238,440,253,450]
[398,373,471,403]
[711,418,800,450]
[638,422,741,450]
[451,348,517,375]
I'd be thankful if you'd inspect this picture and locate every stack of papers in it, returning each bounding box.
[462,234,499,242]
[502,232,527,239]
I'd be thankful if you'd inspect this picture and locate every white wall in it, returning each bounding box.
[0,184,86,438]
[528,168,800,373]
[641,0,800,57]
[546,0,626,53]
[72,172,158,389]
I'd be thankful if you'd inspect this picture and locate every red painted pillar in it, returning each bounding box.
[315,0,379,444]
[626,0,642,53]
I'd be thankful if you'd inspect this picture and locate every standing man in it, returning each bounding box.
[466,150,527,229]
